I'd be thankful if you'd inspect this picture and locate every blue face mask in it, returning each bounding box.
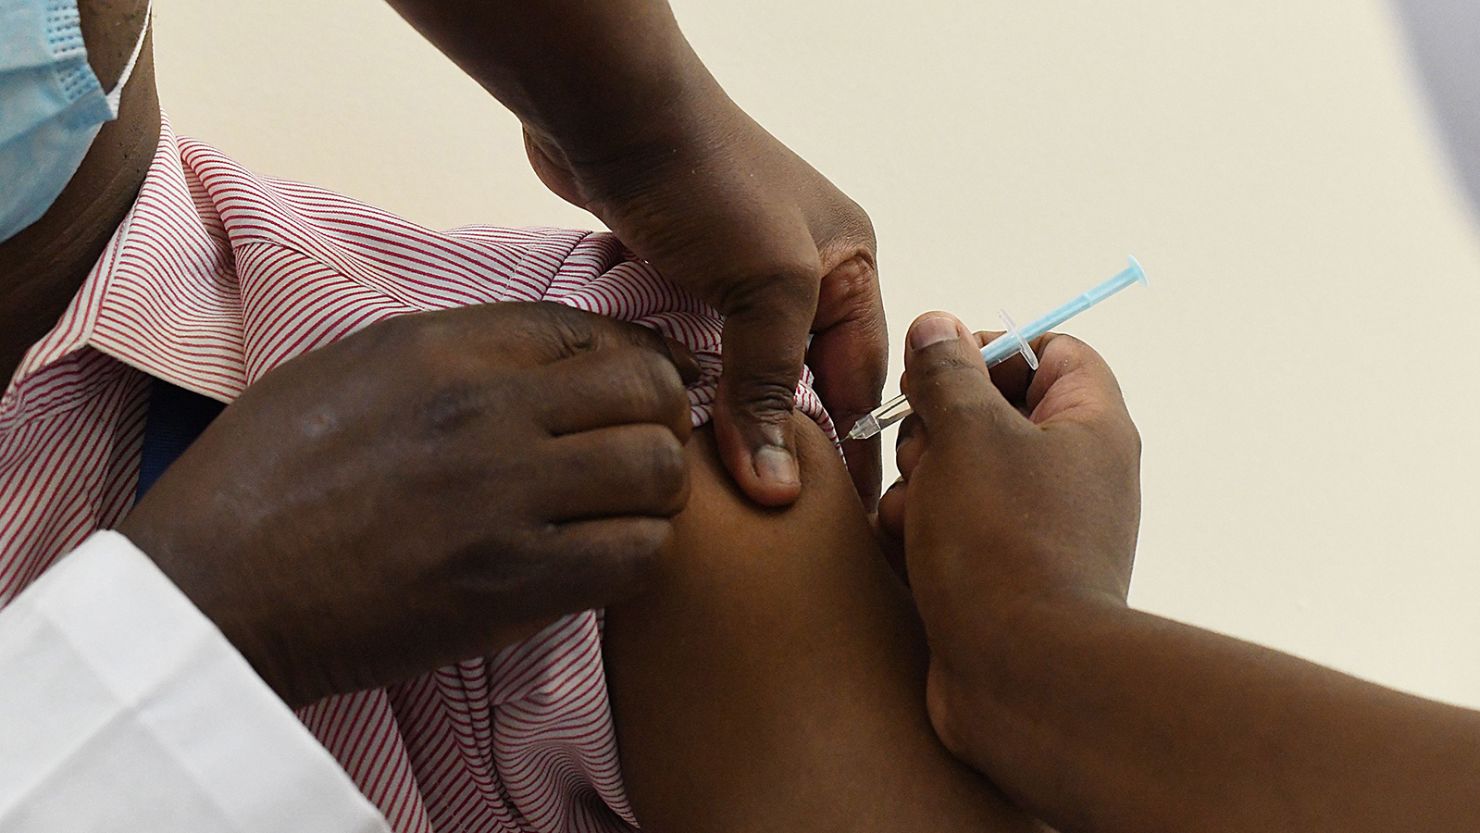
[0,0,151,244]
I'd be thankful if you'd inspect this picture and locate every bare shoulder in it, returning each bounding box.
[603,414,1045,833]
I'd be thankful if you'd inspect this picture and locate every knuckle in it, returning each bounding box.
[605,425,687,496]
[723,264,820,317]
[633,346,685,398]
[820,191,877,251]
[824,254,879,305]
[1125,421,1144,460]
[535,301,599,354]
[731,376,797,419]
[615,349,686,421]
[636,428,687,492]
[371,310,448,356]
[660,379,692,429]
[628,517,672,554]
[373,315,488,400]
[844,198,877,245]
[1083,412,1141,465]
[838,191,876,233]
[772,266,823,308]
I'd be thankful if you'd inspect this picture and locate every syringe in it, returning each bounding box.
[845,257,1147,441]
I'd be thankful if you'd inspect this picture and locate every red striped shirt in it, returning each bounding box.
[0,115,832,832]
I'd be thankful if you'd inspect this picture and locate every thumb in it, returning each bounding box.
[712,285,814,508]
[901,312,1017,438]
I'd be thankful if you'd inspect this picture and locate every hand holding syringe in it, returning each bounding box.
[846,257,1148,441]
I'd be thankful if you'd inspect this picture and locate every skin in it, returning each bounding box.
[120,303,700,707]
[880,312,1480,833]
[5,1,886,508]
[0,0,158,382]
[11,0,700,710]
[385,0,889,507]
[3,0,882,705]
[604,414,1048,833]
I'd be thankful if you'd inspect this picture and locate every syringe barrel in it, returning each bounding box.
[979,332,1026,366]
[1023,293,1094,338]
[852,257,1145,440]
[872,393,915,427]
[1021,259,1145,339]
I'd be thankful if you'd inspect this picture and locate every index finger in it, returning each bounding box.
[479,302,698,378]
[1022,334,1132,430]
[538,347,692,440]
[970,330,1038,408]
[808,255,888,508]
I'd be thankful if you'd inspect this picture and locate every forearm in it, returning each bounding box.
[383,0,721,158]
[936,596,1480,833]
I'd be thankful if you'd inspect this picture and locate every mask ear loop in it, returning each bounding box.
[105,0,152,115]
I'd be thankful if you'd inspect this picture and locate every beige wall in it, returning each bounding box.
[153,1,1480,706]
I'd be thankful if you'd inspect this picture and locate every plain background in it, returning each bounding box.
[153,1,1480,706]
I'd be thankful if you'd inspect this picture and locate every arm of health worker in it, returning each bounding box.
[877,312,1480,833]
[383,0,889,509]
[0,532,387,832]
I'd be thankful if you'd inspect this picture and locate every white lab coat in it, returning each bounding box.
[2,3,1477,831]
[0,532,389,832]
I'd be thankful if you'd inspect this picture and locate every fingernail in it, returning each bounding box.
[754,445,800,487]
[909,314,962,351]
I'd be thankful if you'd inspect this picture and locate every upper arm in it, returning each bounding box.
[602,415,1045,832]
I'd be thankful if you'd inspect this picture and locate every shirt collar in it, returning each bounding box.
[3,114,243,429]
[1,111,623,437]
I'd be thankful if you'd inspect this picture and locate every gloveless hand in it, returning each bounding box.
[524,89,886,509]
[380,0,884,508]
[119,301,696,707]
[877,313,1141,754]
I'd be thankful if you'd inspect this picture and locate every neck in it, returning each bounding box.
[0,39,160,388]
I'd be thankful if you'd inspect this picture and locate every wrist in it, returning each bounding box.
[525,51,737,176]
[962,584,1131,672]
[115,517,304,706]
[923,588,1136,793]
[923,585,1131,746]
[916,554,1131,664]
